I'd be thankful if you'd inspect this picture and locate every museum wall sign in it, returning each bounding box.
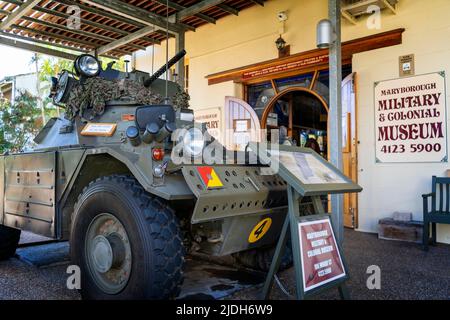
[194,107,223,141]
[374,72,447,163]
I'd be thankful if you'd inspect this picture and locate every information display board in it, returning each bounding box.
[254,142,362,300]
[278,151,347,185]
[249,143,362,196]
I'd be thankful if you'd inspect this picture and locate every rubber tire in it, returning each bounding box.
[233,239,293,272]
[70,175,185,300]
[0,225,21,261]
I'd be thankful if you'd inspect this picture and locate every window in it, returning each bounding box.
[274,73,314,92]
[247,82,275,119]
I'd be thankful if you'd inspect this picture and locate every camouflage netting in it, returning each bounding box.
[64,77,190,121]
[172,85,190,110]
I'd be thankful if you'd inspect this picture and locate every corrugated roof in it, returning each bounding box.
[0,0,266,57]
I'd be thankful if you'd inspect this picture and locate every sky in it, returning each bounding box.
[0,44,36,79]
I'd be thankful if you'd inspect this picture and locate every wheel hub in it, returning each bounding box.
[85,213,132,294]
[91,235,113,273]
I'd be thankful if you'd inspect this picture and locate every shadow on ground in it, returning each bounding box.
[0,230,448,300]
[230,229,450,300]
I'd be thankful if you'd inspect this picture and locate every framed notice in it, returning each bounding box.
[233,119,251,132]
[298,215,347,294]
[81,123,117,137]
[399,54,415,77]
[374,72,447,163]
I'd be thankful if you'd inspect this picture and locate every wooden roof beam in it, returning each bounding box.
[0,35,79,60]
[2,0,162,52]
[32,4,161,45]
[381,0,397,14]
[22,15,148,51]
[81,0,185,34]
[12,24,131,55]
[216,4,239,16]
[249,0,265,6]
[341,9,357,25]
[0,29,88,54]
[152,0,216,24]
[2,30,121,58]
[93,25,156,55]
[0,0,41,30]
[174,0,227,21]
[57,0,147,29]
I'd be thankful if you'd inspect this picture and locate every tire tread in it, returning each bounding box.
[73,174,185,299]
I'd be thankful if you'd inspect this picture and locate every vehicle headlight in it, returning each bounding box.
[53,70,77,104]
[183,127,205,157]
[74,54,101,77]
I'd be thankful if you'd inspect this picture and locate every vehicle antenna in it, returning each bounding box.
[151,44,155,75]
[151,25,155,75]
[165,0,169,102]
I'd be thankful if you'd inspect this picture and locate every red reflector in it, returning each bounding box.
[152,148,165,161]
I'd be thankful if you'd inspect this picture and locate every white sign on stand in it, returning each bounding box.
[374,72,447,163]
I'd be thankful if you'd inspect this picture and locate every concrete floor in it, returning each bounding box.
[0,229,449,300]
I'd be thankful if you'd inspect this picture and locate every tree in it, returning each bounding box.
[0,54,128,154]
[35,54,126,119]
[0,90,42,153]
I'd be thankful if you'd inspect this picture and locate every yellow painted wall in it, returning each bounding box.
[136,0,330,108]
[135,0,450,243]
[352,0,450,243]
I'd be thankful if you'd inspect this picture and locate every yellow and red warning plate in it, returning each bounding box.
[197,167,224,189]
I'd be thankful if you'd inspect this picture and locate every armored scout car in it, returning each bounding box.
[0,51,293,299]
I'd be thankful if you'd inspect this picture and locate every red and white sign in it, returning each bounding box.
[242,55,328,80]
[298,218,346,293]
[375,72,447,163]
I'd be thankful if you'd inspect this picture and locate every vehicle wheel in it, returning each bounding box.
[0,225,21,261]
[70,175,185,300]
[233,240,292,272]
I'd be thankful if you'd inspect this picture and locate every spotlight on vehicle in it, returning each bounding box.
[74,54,101,77]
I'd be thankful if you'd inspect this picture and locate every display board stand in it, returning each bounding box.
[261,189,350,300]
[247,142,361,300]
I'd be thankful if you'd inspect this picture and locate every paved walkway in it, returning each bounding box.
[0,230,449,300]
[231,230,450,300]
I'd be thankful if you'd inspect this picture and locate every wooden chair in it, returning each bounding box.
[422,176,450,250]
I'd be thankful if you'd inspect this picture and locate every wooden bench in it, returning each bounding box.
[422,176,450,250]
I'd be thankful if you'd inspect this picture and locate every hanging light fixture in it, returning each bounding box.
[316,19,336,49]
[275,35,287,51]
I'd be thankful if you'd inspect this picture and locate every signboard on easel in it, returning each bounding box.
[298,216,347,293]
[250,143,361,300]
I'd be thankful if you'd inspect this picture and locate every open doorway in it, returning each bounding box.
[258,77,358,228]
[261,88,329,157]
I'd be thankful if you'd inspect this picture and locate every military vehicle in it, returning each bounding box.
[0,50,293,300]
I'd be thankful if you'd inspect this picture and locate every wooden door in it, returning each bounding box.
[342,73,358,228]
[224,97,261,151]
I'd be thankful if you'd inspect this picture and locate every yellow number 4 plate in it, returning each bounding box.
[248,218,272,243]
